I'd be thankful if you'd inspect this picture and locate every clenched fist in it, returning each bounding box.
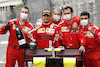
[72,22,78,32]
[5,22,10,30]
[55,34,60,39]
[27,33,33,38]
[88,26,95,35]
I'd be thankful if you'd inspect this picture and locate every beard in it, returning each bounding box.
[44,19,50,23]
[43,20,50,25]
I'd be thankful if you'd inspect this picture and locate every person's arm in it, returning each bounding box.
[0,22,11,34]
[93,28,100,43]
[88,26,100,43]
[79,30,86,52]
[55,26,65,48]
[27,29,37,41]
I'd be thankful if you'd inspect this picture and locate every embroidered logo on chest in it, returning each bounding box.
[38,28,45,33]
[46,28,55,34]
[22,26,30,32]
[85,31,94,37]
[61,27,69,32]
[13,24,16,29]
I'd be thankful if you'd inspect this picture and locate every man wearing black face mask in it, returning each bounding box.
[80,11,100,67]
[0,6,34,67]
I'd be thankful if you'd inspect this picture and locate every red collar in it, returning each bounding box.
[16,18,28,29]
[65,19,74,29]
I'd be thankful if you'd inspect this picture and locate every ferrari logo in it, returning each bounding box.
[66,27,68,30]
[42,28,45,31]
[46,28,49,32]
[23,27,26,30]
[86,31,94,37]
[87,32,91,36]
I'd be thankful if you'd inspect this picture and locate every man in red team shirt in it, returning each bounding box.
[51,8,63,47]
[63,6,81,28]
[80,11,100,67]
[28,9,58,49]
[0,7,33,67]
[55,6,85,67]
[51,8,62,25]
[56,6,85,50]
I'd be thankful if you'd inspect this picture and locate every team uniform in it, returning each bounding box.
[57,16,85,67]
[82,23,100,67]
[32,22,58,49]
[62,16,81,28]
[0,18,33,67]
[58,21,85,48]
[58,16,85,48]
[51,18,63,47]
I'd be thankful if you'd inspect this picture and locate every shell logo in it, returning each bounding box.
[62,28,65,31]
[38,29,41,32]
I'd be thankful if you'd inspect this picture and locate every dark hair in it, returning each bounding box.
[63,6,73,13]
[22,6,29,12]
[80,11,90,18]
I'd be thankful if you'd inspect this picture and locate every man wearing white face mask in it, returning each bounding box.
[51,8,64,47]
[55,6,85,49]
[63,6,81,28]
[80,11,100,67]
[55,6,86,67]
[52,8,62,25]
[0,6,34,67]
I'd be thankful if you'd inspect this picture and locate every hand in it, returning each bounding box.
[72,22,78,32]
[5,22,10,30]
[34,24,38,27]
[88,26,95,35]
[29,41,37,49]
[58,46,64,48]
[79,45,85,52]
[27,33,33,38]
[72,22,78,28]
[55,34,60,39]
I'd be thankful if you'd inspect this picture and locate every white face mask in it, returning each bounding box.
[63,14,71,20]
[52,15,60,21]
[20,13,28,20]
[80,19,89,26]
